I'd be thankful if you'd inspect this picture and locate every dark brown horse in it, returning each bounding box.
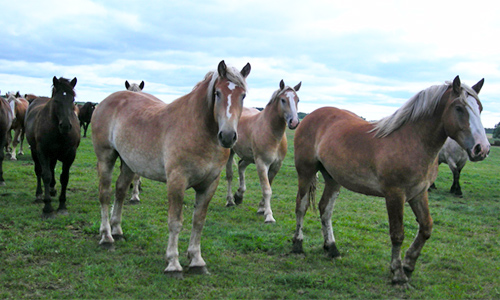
[78,101,96,138]
[291,77,489,287]
[25,77,81,218]
[0,93,14,186]
[92,61,250,276]
[5,92,29,160]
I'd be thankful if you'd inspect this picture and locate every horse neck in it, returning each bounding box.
[262,100,286,139]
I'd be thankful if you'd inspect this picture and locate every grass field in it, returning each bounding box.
[1,128,499,299]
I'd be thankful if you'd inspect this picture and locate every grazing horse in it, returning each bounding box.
[0,93,14,186]
[92,61,251,276]
[25,77,81,218]
[5,92,29,160]
[125,80,146,204]
[225,80,301,223]
[78,101,97,138]
[291,76,489,287]
[432,137,469,197]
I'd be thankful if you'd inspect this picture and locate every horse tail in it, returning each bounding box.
[308,173,318,212]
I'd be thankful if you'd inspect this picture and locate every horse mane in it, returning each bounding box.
[371,81,480,138]
[204,65,248,101]
[51,77,76,98]
[266,86,294,106]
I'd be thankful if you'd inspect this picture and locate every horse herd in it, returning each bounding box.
[0,60,490,287]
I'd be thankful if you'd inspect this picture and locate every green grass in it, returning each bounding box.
[1,128,499,299]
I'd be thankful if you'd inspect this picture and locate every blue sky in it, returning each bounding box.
[1,0,500,127]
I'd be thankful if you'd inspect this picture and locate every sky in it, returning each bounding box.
[1,0,500,127]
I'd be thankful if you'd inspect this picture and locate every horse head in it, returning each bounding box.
[211,60,251,148]
[443,76,489,162]
[52,76,77,134]
[125,80,145,92]
[5,92,20,120]
[277,80,301,129]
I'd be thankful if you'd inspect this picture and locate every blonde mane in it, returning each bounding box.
[371,81,480,138]
[205,65,248,101]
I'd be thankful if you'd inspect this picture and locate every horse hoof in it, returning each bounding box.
[42,212,56,220]
[112,234,125,241]
[99,242,115,251]
[188,266,210,275]
[164,270,184,279]
[264,216,276,223]
[57,209,69,216]
[127,199,141,205]
[291,239,304,254]
[324,243,341,259]
[10,157,17,161]
[234,193,243,205]
[225,201,235,207]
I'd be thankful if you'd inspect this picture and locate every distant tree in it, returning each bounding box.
[493,122,500,139]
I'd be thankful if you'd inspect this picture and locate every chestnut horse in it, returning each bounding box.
[291,76,489,287]
[25,77,81,218]
[0,93,14,186]
[225,80,301,223]
[5,92,29,160]
[92,61,251,276]
[125,80,146,204]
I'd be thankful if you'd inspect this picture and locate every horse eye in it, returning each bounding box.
[455,106,465,114]
[215,91,221,100]
[281,98,286,104]
[241,94,246,101]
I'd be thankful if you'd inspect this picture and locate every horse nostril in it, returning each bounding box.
[473,144,482,156]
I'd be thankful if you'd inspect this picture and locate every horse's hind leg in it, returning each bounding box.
[110,159,136,240]
[403,191,433,281]
[234,159,251,205]
[225,150,236,206]
[128,174,141,204]
[0,134,6,185]
[96,151,118,248]
[10,129,20,160]
[292,166,318,254]
[318,170,341,258]
[450,167,463,197]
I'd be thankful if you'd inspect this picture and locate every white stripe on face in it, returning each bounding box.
[226,94,232,119]
[466,95,486,140]
[285,91,298,115]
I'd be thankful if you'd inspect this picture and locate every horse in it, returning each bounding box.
[291,76,489,287]
[24,94,38,104]
[25,76,81,218]
[0,93,14,186]
[431,137,469,197]
[5,92,29,160]
[78,101,97,138]
[125,80,146,204]
[92,61,251,277]
[225,80,301,223]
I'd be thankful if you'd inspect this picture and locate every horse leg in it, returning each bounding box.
[128,174,141,204]
[0,134,5,185]
[187,178,220,275]
[318,170,341,258]
[18,130,24,156]
[83,123,88,138]
[292,167,318,254]
[234,159,251,205]
[164,173,187,277]
[39,154,55,218]
[451,167,463,197]
[30,149,43,202]
[385,190,408,285]
[110,159,135,240]
[225,150,236,206]
[97,151,118,249]
[10,128,20,160]
[57,155,76,215]
[49,158,57,196]
[255,159,275,223]
[401,191,433,285]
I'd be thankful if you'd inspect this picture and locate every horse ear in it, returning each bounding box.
[125,81,130,89]
[53,76,59,86]
[452,75,461,95]
[279,80,285,90]
[240,63,251,78]
[218,60,227,78]
[294,82,302,92]
[139,81,145,90]
[472,78,484,94]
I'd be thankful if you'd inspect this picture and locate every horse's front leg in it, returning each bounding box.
[9,129,20,160]
[18,130,24,156]
[234,159,250,205]
[225,150,236,206]
[255,159,275,223]
[187,177,220,274]
[164,174,187,278]
[403,191,433,279]
[56,159,73,215]
[40,154,55,218]
[385,191,408,285]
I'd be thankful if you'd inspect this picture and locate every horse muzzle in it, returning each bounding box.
[287,117,300,130]
[467,142,490,162]
[218,130,237,148]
